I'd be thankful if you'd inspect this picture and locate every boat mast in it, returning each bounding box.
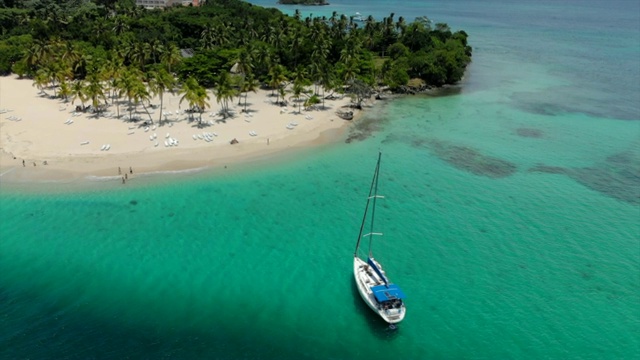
[368,152,382,258]
[354,152,383,257]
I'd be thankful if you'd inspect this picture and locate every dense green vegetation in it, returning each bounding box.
[277,0,328,5]
[0,0,471,118]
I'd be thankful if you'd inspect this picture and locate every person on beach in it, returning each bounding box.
[118,167,121,175]
[122,176,125,184]
[22,160,25,167]
[125,173,128,180]
[129,167,133,174]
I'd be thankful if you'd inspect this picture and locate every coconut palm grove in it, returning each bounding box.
[0,0,472,117]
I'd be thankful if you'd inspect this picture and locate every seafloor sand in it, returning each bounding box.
[0,75,359,182]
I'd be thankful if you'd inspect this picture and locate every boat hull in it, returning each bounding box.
[353,257,405,324]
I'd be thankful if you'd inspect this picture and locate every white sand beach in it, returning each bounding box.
[0,75,360,182]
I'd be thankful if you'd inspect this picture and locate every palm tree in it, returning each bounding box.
[60,42,80,70]
[200,24,216,50]
[70,80,87,110]
[129,42,147,70]
[23,39,50,72]
[213,71,235,119]
[119,68,147,120]
[32,69,49,96]
[161,43,182,74]
[180,77,210,124]
[234,47,254,105]
[148,39,164,65]
[241,75,259,113]
[59,80,72,102]
[148,68,176,125]
[112,15,130,36]
[289,81,305,114]
[268,64,287,104]
[84,73,107,117]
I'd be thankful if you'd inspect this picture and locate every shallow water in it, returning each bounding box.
[1,0,639,358]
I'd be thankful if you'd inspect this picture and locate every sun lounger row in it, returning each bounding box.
[64,118,73,124]
[100,144,111,151]
[6,116,22,122]
[164,138,179,147]
[249,131,258,136]
[192,132,217,142]
[286,121,298,130]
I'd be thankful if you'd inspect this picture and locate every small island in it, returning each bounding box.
[0,0,471,180]
[277,0,329,5]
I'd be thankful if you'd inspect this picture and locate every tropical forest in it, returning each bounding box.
[0,0,472,118]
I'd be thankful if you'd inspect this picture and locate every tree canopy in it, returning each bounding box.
[0,0,472,99]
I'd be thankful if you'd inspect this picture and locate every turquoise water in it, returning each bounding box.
[1,0,639,358]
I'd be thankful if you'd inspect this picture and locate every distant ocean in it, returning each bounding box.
[1,0,638,359]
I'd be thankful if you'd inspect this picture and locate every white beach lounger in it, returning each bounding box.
[105,144,111,151]
[144,127,149,132]
[193,134,198,140]
[100,144,107,151]
[80,141,89,145]
[154,141,159,147]
[128,131,135,135]
[150,135,154,141]
[166,133,170,138]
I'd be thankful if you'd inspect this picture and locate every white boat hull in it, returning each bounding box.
[353,257,405,324]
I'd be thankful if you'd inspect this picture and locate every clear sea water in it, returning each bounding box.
[1,0,639,358]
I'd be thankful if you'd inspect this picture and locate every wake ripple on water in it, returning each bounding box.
[529,149,640,204]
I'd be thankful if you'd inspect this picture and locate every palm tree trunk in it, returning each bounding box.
[158,93,164,126]
[141,101,153,124]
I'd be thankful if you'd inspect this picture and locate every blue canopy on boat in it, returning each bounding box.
[371,284,406,302]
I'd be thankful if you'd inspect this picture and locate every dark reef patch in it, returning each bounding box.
[517,101,566,116]
[529,149,640,205]
[345,115,386,143]
[426,139,517,178]
[516,128,544,138]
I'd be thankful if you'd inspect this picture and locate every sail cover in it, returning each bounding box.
[371,284,406,302]
[367,257,388,285]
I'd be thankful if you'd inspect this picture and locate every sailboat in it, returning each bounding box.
[353,152,406,326]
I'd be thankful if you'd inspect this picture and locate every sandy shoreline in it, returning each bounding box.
[0,75,360,185]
